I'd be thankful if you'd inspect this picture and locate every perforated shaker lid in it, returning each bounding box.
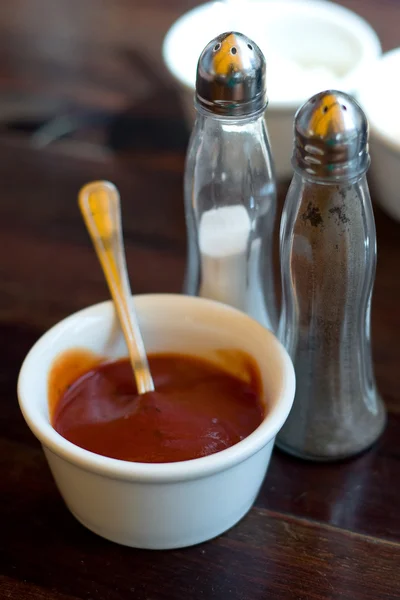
[293,90,370,180]
[195,31,267,117]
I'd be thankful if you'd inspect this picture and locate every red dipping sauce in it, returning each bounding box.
[50,351,265,463]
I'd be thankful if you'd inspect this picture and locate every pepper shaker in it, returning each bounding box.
[183,32,278,333]
[277,90,386,461]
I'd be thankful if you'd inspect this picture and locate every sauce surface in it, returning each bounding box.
[51,352,265,463]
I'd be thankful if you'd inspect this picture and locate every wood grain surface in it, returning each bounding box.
[0,1,400,598]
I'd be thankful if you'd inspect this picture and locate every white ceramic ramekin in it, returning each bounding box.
[357,48,400,222]
[162,0,381,179]
[18,294,295,550]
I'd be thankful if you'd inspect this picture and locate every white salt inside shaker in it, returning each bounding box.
[198,205,273,330]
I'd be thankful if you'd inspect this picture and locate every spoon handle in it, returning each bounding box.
[78,180,155,394]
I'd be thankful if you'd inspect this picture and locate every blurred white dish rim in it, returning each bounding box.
[162,0,382,108]
[356,48,400,224]
[358,47,400,152]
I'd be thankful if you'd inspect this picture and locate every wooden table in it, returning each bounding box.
[1,1,400,598]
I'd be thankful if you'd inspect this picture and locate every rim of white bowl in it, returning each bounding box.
[162,0,382,109]
[17,294,296,484]
[358,47,400,154]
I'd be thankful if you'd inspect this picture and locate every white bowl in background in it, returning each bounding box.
[18,294,295,550]
[162,0,381,179]
[358,48,400,222]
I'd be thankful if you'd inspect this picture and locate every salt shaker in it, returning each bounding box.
[277,90,386,461]
[183,32,278,332]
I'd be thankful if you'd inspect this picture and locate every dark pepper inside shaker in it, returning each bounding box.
[277,90,386,461]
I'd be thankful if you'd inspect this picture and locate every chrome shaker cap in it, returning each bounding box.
[195,32,267,117]
[293,90,370,181]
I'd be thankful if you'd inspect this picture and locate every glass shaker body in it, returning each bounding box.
[183,109,278,333]
[277,171,386,460]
